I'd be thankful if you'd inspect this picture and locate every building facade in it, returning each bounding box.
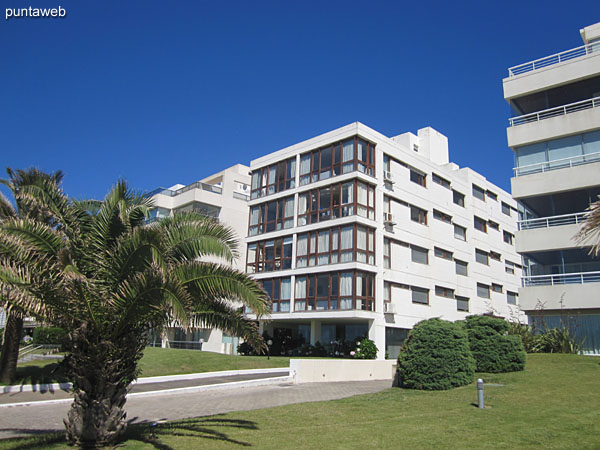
[147,164,252,353]
[502,22,600,353]
[245,122,524,359]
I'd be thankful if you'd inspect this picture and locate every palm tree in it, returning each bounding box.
[0,176,269,447]
[0,168,64,384]
[578,195,600,256]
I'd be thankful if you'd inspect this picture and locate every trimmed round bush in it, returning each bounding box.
[397,318,475,390]
[464,315,526,373]
[353,338,378,359]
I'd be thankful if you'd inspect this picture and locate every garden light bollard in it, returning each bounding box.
[477,378,484,409]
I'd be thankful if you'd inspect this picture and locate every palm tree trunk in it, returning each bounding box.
[0,311,23,384]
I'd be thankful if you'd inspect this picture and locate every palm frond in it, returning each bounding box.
[578,196,600,256]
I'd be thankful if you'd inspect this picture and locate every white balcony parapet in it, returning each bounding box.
[509,96,600,127]
[146,182,223,198]
[522,271,600,287]
[508,42,600,77]
[518,212,588,230]
[513,151,600,177]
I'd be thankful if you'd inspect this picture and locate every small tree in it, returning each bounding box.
[464,316,526,373]
[397,318,475,390]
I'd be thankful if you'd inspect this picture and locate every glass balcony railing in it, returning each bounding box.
[513,151,600,176]
[518,212,588,230]
[509,96,600,127]
[146,181,223,198]
[508,42,600,77]
[522,271,600,287]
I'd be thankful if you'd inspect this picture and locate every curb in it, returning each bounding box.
[1,367,290,394]
[0,375,293,408]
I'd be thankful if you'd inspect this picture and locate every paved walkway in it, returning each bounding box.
[0,380,391,439]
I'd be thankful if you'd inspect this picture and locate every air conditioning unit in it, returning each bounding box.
[384,212,396,226]
[383,170,394,183]
[385,303,396,314]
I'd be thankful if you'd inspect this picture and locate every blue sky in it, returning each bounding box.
[1,1,597,200]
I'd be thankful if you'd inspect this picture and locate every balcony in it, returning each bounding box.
[508,42,600,77]
[513,151,600,177]
[518,212,587,230]
[522,270,600,287]
[146,181,223,198]
[509,96,600,127]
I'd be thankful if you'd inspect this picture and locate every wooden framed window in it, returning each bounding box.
[474,216,487,233]
[432,173,451,189]
[435,285,455,298]
[260,277,292,313]
[490,251,502,262]
[410,169,427,187]
[410,205,427,225]
[251,157,296,199]
[486,190,498,201]
[503,231,514,245]
[502,202,512,216]
[472,184,486,201]
[433,209,452,224]
[248,196,294,236]
[475,249,489,265]
[453,190,465,207]
[434,247,453,260]
[492,283,503,293]
[247,237,293,273]
[384,238,391,269]
[488,220,499,231]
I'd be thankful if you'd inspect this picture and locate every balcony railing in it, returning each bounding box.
[146,181,223,198]
[513,151,600,176]
[522,271,600,287]
[233,192,250,201]
[518,212,588,230]
[508,42,600,77]
[509,96,600,127]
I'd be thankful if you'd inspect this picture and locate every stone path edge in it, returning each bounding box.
[0,375,293,408]
[1,367,290,394]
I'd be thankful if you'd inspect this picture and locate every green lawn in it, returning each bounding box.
[1,354,599,449]
[0,347,290,386]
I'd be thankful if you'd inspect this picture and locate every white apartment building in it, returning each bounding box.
[245,122,524,359]
[503,22,600,354]
[147,164,251,353]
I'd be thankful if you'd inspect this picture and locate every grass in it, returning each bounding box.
[0,347,290,386]
[1,354,599,449]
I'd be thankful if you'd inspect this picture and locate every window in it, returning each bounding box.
[474,216,487,233]
[433,209,452,224]
[472,184,486,201]
[411,286,429,304]
[261,277,291,312]
[455,259,468,276]
[296,225,375,268]
[454,224,466,241]
[453,190,465,207]
[505,260,515,274]
[477,283,490,299]
[247,237,293,273]
[432,173,451,189]
[384,238,391,269]
[490,251,501,262]
[410,169,426,187]
[503,231,514,245]
[384,281,391,302]
[410,206,427,225]
[435,286,454,298]
[434,247,453,261]
[456,296,469,312]
[475,249,489,265]
[411,245,428,264]
[492,283,503,293]
[251,158,296,199]
[502,202,511,216]
[507,291,518,305]
[486,190,498,201]
[299,137,376,186]
[248,196,294,236]
[297,180,375,226]
[488,220,499,231]
[294,271,374,311]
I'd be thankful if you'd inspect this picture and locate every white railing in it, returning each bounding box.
[522,271,600,287]
[508,42,600,77]
[509,96,600,127]
[518,212,588,230]
[513,151,600,176]
[233,192,250,201]
[146,182,223,198]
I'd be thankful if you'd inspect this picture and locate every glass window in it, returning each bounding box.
[434,247,453,261]
[472,184,486,201]
[411,245,428,264]
[411,287,429,304]
[410,169,426,187]
[261,277,291,313]
[248,196,294,236]
[477,283,490,299]
[250,158,296,199]
[502,202,511,216]
[475,249,489,265]
[453,190,465,207]
[583,130,600,155]
[455,259,468,276]
[435,286,454,298]
[433,209,452,224]
[247,237,293,273]
[490,251,502,262]
[456,296,469,312]
[384,238,390,269]
[503,231,514,245]
[505,260,515,274]
[486,190,498,201]
[507,291,518,305]
[474,216,487,233]
[492,283,503,293]
[410,206,427,225]
[432,173,450,189]
[454,224,467,241]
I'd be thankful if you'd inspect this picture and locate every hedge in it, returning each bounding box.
[33,327,67,346]
[397,318,475,390]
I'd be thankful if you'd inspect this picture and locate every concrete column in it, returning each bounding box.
[310,320,321,345]
[368,318,386,360]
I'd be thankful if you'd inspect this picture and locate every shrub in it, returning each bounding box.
[397,318,475,390]
[352,338,378,359]
[464,316,525,373]
[33,327,67,346]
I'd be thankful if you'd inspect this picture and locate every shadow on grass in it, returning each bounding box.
[124,415,259,448]
[0,430,64,449]
[12,363,70,392]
